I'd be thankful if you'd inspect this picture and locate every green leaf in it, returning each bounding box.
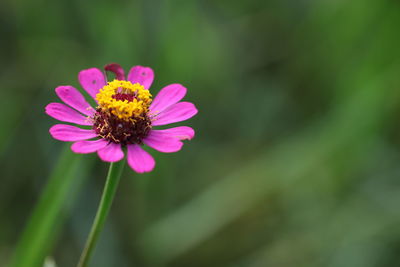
[10,146,92,267]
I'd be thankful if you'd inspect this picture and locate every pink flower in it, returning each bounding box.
[45,64,198,173]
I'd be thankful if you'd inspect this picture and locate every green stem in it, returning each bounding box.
[77,159,126,267]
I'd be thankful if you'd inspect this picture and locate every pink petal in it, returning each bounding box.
[104,63,125,80]
[97,143,124,162]
[127,66,154,89]
[143,130,183,153]
[49,124,97,141]
[150,84,187,114]
[150,126,195,140]
[127,144,155,173]
[55,86,95,116]
[45,103,92,126]
[71,139,109,154]
[151,102,198,126]
[78,68,107,99]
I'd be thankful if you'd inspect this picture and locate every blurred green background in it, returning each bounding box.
[1,0,400,266]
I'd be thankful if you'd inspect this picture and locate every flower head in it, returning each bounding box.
[45,64,198,173]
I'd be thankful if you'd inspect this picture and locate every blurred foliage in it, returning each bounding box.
[1,0,400,266]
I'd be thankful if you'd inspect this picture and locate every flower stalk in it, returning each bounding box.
[77,159,126,267]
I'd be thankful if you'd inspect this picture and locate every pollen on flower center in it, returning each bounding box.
[92,80,153,145]
[95,79,152,120]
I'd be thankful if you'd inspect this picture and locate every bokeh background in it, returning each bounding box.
[2,0,400,266]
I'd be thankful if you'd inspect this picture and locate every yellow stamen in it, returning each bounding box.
[95,80,152,121]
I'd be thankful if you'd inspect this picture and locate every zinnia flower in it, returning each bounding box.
[45,63,198,173]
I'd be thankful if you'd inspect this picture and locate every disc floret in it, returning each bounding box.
[95,80,152,121]
[93,80,153,145]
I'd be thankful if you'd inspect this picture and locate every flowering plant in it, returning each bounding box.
[45,63,197,266]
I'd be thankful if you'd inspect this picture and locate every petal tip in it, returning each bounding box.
[127,66,155,89]
[97,152,124,163]
[104,63,126,80]
[183,128,195,140]
[71,139,107,154]
[78,68,107,99]
[127,144,156,173]
[97,143,125,162]
[70,142,83,154]
[44,103,58,117]
[151,102,198,126]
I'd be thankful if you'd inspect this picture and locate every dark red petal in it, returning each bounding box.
[104,63,126,80]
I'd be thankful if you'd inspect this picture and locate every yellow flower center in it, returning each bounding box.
[95,80,152,121]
